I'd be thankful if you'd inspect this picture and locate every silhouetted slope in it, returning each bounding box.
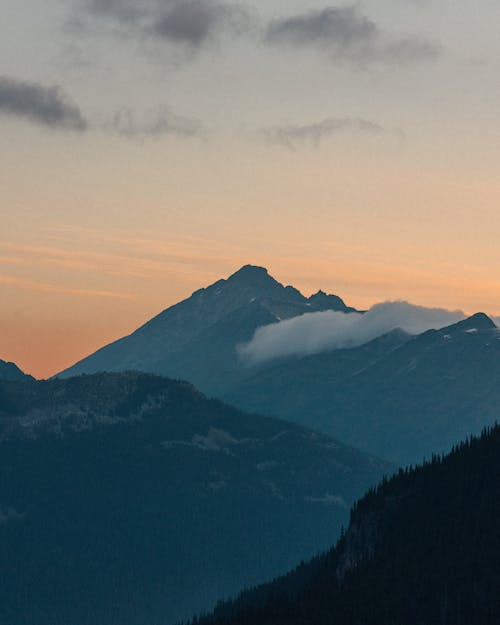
[0,372,391,625]
[0,359,33,381]
[227,314,500,464]
[194,423,500,625]
[57,265,356,394]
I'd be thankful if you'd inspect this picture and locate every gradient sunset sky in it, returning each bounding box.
[2,0,500,378]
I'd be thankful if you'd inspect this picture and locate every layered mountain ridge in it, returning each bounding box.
[56,266,500,466]
[226,312,500,464]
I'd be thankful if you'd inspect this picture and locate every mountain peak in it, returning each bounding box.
[446,312,497,333]
[225,265,283,292]
[57,266,355,383]
[228,264,270,281]
[308,289,353,313]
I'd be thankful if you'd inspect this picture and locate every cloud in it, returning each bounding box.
[0,274,134,299]
[0,76,200,140]
[80,0,253,48]
[238,301,466,364]
[152,0,252,47]
[0,76,87,130]
[109,107,202,137]
[265,117,390,148]
[265,5,441,66]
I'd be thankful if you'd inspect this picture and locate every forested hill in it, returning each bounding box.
[0,372,391,625]
[193,423,500,625]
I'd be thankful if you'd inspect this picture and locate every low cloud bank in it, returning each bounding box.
[239,301,466,364]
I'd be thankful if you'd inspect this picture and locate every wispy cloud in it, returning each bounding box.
[265,117,392,148]
[0,274,134,300]
[0,76,200,140]
[108,107,202,138]
[239,301,466,364]
[0,76,87,130]
[0,237,234,282]
[265,5,441,66]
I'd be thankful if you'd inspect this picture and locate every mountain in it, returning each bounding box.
[56,266,499,466]
[57,265,356,395]
[0,372,392,625]
[225,313,500,465]
[0,359,33,381]
[194,423,500,625]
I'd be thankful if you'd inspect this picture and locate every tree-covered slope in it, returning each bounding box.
[194,423,500,625]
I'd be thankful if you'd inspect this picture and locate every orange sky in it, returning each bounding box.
[3,141,500,379]
[2,0,500,378]
[3,193,500,379]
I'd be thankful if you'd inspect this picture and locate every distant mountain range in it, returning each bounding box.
[57,266,500,466]
[226,312,500,465]
[0,372,391,625]
[0,359,33,382]
[194,423,500,625]
[58,265,356,395]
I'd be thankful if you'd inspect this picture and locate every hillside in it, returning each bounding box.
[194,423,500,625]
[0,372,391,625]
[0,359,33,381]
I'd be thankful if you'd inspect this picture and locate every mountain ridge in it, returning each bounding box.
[225,312,500,465]
[0,359,33,382]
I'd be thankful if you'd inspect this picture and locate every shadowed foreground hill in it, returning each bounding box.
[0,372,391,625]
[194,424,500,625]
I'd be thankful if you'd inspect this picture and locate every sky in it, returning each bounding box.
[1,0,500,378]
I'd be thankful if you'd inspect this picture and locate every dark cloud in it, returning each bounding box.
[152,1,251,46]
[0,76,87,130]
[109,107,202,137]
[80,0,252,48]
[265,117,389,148]
[266,6,441,66]
[0,75,200,140]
